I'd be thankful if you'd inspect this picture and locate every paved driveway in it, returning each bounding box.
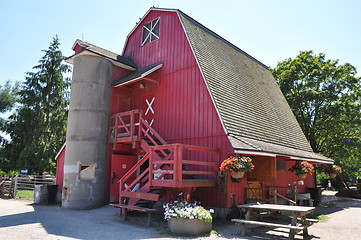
[1,191,361,240]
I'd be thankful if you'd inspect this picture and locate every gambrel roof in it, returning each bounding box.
[174,9,332,163]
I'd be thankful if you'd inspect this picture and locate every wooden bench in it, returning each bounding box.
[111,204,158,226]
[232,219,304,235]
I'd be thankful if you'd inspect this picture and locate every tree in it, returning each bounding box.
[2,36,71,174]
[0,81,17,139]
[271,50,361,180]
[0,82,16,114]
[0,82,17,170]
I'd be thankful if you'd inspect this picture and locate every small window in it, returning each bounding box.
[142,18,160,45]
[276,159,286,172]
[79,164,95,179]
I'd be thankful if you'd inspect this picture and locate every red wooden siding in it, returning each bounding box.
[267,160,315,194]
[110,10,234,207]
[108,9,317,208]
[55,146,65,192]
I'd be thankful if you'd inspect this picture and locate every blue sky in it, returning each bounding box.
[1,0,360,87]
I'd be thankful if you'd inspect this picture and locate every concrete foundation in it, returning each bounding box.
[62,55,112,209]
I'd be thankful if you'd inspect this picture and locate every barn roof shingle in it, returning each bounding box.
[176,10,332,163]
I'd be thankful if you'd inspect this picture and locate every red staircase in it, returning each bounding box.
[110,109,218,207]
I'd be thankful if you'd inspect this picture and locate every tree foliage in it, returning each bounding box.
[0,82,17,114]
[0,82,17,146]
[1,36,70,174]
[271,50,361,180]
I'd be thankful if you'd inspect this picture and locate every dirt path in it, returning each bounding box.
[1,191,360,240]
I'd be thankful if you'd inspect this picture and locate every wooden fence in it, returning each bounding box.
[0,175,55,200]
[0,175,15,197]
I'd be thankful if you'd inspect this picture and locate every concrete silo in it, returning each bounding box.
[62,54,112,209]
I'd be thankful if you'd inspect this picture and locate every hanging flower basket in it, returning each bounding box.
[230,172,245,183]
[324,165,342,178]
[220,156,254,183]
[297,173,308,179]
[289,161,314,178]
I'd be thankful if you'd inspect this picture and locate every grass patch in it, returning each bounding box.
[158,229,216,238]
[210,229,218,235]
[16,189,34,200]
[335,198,351,203]
[307,213,328,222]
[320,202,336,208]
[316,215,328,222]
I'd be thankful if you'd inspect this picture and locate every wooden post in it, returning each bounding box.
[138,110,143,138]
[147,212,152,227]
[289,212,298,239]
[119,179,124,214]
[13,174,18,198]
[273,189,277,204]
[242,208,252,235]
[293,185,297,203]
[302,215,308,236]
[174,145,183,187]
[149,149,154,186]
[130,111,134,142]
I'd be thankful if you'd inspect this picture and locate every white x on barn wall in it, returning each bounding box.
[144,97,155,133]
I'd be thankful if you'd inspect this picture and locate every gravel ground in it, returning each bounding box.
[1,191,361,240]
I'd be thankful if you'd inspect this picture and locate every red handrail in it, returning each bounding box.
[114,109,219,202]
[110,109,143,144]
[149,143,218,187]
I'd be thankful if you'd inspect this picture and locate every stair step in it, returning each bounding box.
[121,191,160,202]
[111,203,158,212]
[136,200,156,208]
[143,138,163,145]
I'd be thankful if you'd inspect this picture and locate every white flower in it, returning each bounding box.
[163,201,213,223]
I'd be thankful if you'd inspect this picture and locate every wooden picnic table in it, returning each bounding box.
[232,203,316,240]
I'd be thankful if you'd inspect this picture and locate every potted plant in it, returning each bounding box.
[163,201,213,235]
[288,161,314,179]
[324,165,342,178]
[220,156,255,182]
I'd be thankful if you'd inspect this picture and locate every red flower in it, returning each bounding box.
[220,156,255,173]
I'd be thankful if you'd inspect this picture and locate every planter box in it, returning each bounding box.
[167,218,212,235]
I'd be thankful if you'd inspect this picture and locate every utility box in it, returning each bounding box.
[34,185,48,204]
[308,188,322,206]
[47,185,58,204]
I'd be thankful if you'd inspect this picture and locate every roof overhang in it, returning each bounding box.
[54,143,66,160]
[234,149,333,164]
[112,61,163,87]
[230,135,334,164]
[65,49,136,70]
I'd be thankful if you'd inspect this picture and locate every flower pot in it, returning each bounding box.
[297,173,308,179]
[230,172,245,183]
[167,218,212,235]
[329,173,337,178]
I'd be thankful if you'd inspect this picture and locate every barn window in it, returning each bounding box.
[277,159,286,171]
[79,164,95,179]
[142,18,160,45]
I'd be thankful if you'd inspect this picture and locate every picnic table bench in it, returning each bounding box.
[111,203,158,226]
[232,203,317,239]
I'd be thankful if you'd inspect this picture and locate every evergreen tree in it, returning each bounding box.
[3,36,70,174]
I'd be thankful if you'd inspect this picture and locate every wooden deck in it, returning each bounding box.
[151,179,217,188]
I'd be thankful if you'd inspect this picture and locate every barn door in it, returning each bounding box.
[246,181,263,201]
[109,154,137,202]
[248,156,277,182]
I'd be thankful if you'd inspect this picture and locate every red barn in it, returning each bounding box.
[57,8,332,212]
